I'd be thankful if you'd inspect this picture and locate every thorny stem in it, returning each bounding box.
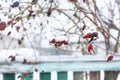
[64,20,80,36]
[56,9,87,38]
[64,17,85,36]
[74,3,119,42]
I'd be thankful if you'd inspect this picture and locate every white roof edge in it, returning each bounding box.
[39,55,120,62]
[0,48,120,63]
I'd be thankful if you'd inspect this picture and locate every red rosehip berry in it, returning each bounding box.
[107,55,113,62]
[83,32,92,38]
[88,43,93,52]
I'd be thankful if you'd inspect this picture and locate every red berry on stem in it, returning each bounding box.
[83,32,92,38]
[50,39,56,44]
[88,43,93,52]
[55,41,63,48]
[107,55,113,62]
[63,41,68,45]
[61,40,68,45]
[61,40,65,44]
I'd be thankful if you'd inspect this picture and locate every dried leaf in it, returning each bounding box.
[0,22,6,31]
[23,28,27,31]
[81,24,86,30]
[18,40,22,45]
[28,10,34,14]
[34,68,38,72]
[70,0,78,2]
[8,56,16,62]
[83,0,88,3]
[30,75,33,78]
[11,1,20,8]
[7,31,11,36]
[7,20,13,25]
[15,17,22,21]
[32,0,38,4]
[8,55,13,58]
[21,37,24,40]
[89,32,98,43]
[17,75,21,78]
[22,59,27,64]
[47,8,52,17]
[73,13,78,17]
[16,26,20,31]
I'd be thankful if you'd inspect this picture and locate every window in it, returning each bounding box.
[3,73,15,80]
[40,72,51,80]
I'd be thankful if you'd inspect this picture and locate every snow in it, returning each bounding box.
[0,48,39,62]
[0,1,120,80]
[0,47,120,63]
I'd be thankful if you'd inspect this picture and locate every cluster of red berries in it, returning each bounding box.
[49,38,68,48]
[81,24,113,61]
[83,32,98,43]
[81,23,98,53]
[8,55,39,64]
[83,32,98,53]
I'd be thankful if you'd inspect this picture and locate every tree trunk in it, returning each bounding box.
[90,71,100,80]
[104,71,119,80]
